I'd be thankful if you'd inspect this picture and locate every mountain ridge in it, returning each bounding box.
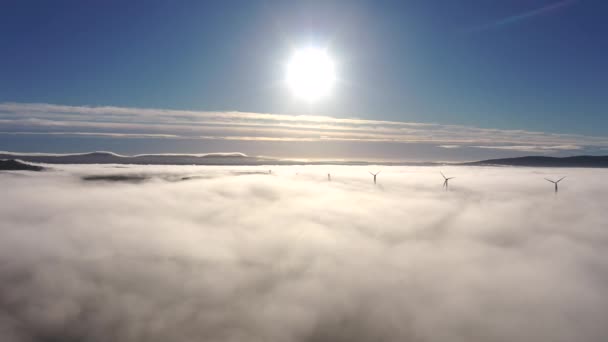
[463,155,608,168]
[2,152,608,167]
[0,159,45,171]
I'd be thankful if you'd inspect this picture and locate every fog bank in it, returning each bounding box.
[1,165,608,342]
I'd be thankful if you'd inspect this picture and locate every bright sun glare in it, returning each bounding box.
[286,48,336,102]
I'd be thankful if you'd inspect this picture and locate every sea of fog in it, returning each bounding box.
[1,164,608,342]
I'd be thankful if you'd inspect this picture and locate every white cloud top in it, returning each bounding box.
[1,164,608,341]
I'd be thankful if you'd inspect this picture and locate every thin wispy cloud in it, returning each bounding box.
[465,0,578,32]
[472,144,584,153]
[1,103,607,158]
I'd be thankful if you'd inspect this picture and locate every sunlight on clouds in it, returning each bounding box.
[2,103,607,157]
[1,164,608,341]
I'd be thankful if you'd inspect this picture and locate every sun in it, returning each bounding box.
[286,48,336,102]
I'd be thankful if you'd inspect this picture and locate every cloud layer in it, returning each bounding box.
[2,102,608,159]
[1,165,608,341]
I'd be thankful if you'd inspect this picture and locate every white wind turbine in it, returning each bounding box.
[440,171,455,191]
[545,176,566,193]
[369,171,381,184]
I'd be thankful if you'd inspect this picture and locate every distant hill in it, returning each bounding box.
[0,152,438,166]
[0,159,45,171]
[0,152,265,166]
[4,151,607,168]
[463,155,608,168]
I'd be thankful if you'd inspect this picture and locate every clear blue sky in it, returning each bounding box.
[1,0,607,160]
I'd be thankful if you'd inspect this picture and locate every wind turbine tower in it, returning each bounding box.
[545,177,566,193]
[441,171,455,191]
[369,171,381,184]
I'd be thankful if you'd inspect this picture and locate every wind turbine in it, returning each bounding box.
[440,171,455,191]
[328,173,331,181]
[545,176,566,193]
[369,171,381,184]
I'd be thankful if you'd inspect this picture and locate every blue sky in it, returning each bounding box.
[1,0,607,160]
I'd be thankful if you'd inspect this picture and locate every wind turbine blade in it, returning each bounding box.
[448,177,455,180]
[376,171,381,176]
[544,178,555,183]
[557,176,566,183]
[369,171,374,176]
[440,171,447,179]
